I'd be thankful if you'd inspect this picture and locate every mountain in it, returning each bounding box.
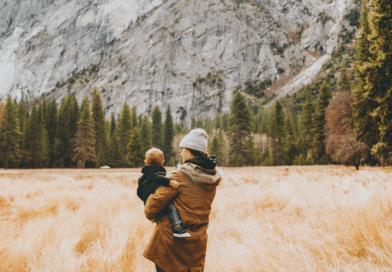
[0,0,360,123]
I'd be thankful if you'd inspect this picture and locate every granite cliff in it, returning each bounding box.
[0,0,359,123]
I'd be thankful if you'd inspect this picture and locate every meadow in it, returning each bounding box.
[0,166,391,272]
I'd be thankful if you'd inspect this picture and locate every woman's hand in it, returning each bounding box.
[169,180,180,189]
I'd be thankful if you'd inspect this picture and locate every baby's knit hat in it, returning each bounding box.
[180,128,208,153]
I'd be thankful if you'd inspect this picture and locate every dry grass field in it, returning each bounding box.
[0,166,392,272]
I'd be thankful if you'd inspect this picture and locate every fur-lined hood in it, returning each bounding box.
[177,163,222,189]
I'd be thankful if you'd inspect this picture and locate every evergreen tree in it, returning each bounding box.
[295,137,307,158]
[195,117,204,128]
[204,117,213,134]
[52,97,67,167]
[271,101,286,165]
[214,113,222,130]
[300,93,314,148]
[222,113,229,131]
[0,95,21,168]
[365,0,392,161]
[131,106,138,130]
[97,146,106,167]
[107,129,121,168]
[138,115,142,128]
[255,109,263,134]
[53,95,79,167]
[118,102,132,167]
[92,89,107,160]
[18,100,29,148]
[312,81,332,162]
[23,102,49,168]
[110,112,116,137]
[209,135,222,160]
[217,130,228,166]
[46,99,58,166]
[38,100,50,165]
[191,117,196,129]
[227,92,255,166]
[66,95,79,167]
[352,0,380,156]
[140,116,152,157]
[163,105,175,164]
[151,105,163,149]
[338,67,352,93]
[73,98,96,168]
[126,127,142,167]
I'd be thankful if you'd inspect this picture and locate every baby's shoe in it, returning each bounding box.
[173,225,191,238]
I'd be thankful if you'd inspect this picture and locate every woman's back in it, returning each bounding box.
[143,162,222,272]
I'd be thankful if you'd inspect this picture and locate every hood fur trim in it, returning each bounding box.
[178,163,222,187]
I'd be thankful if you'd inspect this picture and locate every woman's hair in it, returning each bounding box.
[144,148,164,166]
[187,148,209,157]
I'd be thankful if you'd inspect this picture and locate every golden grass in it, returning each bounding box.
[0,166,391,271]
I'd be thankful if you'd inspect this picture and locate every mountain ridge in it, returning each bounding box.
[0,0,359,123]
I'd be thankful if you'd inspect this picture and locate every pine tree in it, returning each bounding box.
[97,146,106,167]
[209,135,222,160]
[312,81,332,162]
[73,98,96,168]
[271,101,286,165]
[38,100,50,166]
[23,102,49,168]
[196,117,204,128]
[46,99,58,166]
[0,95,21,168]
[55,94,79,167]
[204,117,213,134]
[352,0,380,157]
[52,97,68,167]
[18,100,29,148]
[227,92,254,166]
[131,106,138,130]
[300,93,314,148]
[110,112,116,137]
[222,112,230,131]
[214,113,222,130]
[338,67,352,93]
[151,105,163,149]
[295,137,307,158]
[191,117,196,129]
[140,116,152,157]
[107,129,121,168]
[365,0,392,161]
[163,105,174,164]
[126,127,143,167]
[218,130,228,166]
[118,102,132,167]
[138,115,142,128]
[92,89,107,161]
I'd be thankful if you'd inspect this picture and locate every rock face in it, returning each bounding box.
[0,0,359,123]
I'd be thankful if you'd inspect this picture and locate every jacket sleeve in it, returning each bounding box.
[151,172,172,187]
[144,185,178,221]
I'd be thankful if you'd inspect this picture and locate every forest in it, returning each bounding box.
[0,0,390,169]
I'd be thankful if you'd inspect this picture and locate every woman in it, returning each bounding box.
[143,128,222,272]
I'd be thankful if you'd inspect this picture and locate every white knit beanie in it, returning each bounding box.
[180,128,208,153]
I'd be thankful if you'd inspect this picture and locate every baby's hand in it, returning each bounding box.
[169,180,180,189]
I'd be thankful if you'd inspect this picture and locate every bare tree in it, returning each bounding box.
[325,91,369,170]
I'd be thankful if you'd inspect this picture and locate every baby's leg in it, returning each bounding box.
[166,201,191,238]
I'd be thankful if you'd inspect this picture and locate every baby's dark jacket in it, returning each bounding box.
[137,166,172,204]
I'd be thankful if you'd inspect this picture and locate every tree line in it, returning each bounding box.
[0,0,390,169]
[0,89,181,169]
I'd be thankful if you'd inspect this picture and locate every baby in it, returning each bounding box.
[137,148,191,238]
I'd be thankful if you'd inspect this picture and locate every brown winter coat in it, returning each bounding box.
[143,163,222,272]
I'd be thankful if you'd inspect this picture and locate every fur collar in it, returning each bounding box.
[178,163,222,189]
